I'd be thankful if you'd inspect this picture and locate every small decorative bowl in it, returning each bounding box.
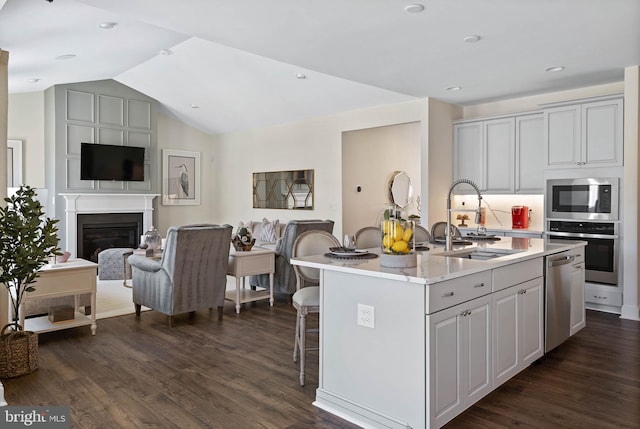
[232,236,255,251]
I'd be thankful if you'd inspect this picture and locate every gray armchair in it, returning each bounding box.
[250,220,334,296]
[128,224,232,325]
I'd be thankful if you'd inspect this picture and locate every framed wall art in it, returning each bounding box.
[7,139,23,188]
[162,149,201,206]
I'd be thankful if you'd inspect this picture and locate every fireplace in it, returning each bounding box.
[60,193,159,259]
[77,213,143,262]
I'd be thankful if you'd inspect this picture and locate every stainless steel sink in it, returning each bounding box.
[434,247,524,260]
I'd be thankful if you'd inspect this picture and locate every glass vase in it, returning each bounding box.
[143,226,161,252]
[380,206,415,256]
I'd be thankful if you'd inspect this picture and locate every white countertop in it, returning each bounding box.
[458,226,544,234]
[291,237,585,285]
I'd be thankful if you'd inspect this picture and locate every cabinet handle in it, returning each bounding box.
[441,291,454,297]
[460,310,471,316]
[593,295,607,300]
[473,282,485,288]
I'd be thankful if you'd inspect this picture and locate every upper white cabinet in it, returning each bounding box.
[453,121,484,191]
[515,114,544,193]
[454,113,544,194]
[544,97,623,169]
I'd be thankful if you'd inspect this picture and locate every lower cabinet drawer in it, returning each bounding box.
[427,271,492,314]
[493,258,543,292]
[585,286,622,306]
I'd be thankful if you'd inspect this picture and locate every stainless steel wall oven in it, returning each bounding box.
[547,220,618,285]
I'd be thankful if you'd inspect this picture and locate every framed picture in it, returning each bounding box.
[7,140,23,188]
[162,149,201,206]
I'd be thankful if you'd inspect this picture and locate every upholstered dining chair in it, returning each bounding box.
[291,229,340,386]
[413,224,432,244]
[430,221,461,242]
[250,219,334,297]
[354,226,381,250]
[127,224,232,326]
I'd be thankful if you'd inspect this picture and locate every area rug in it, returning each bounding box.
[95,279,149,319]
[95,277,237,319]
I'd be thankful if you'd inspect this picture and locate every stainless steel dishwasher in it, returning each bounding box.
[545,249,583,352]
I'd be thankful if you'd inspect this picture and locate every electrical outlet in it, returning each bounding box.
[357,304,375,328]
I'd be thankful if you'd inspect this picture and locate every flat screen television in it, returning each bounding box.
[80,143,145,181]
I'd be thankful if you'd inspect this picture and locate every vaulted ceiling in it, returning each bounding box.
[1,0,639,135]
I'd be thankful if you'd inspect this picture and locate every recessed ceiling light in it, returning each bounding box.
[27,78,40,83]
[55,54,76,60]
[446,86,462,91]
[98,22,117,30]
[404,4,425,13]
[545,66,565,72]
[295,73,307,80]
[190,104,200,109]
[158,49,174,56]
[463,35,481,43]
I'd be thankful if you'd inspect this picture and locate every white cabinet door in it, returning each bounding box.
[544,97,623,169]
[484,118,515,193]
[569,260,586,335]
[519,277,544,366]
[582,98,623,167]
[544,105,581,168]
[429,294,492,428]
[492,277,543,388]
[515,114,544,193]
[455,114,540,194]
[453,122,484,191]
[493,287,518,387]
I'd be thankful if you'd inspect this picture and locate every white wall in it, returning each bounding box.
[155,109,216,235]
[341,122,421,236]
[622,66,640,321]
[7,91,45,187]
[462,82,624,118]
[426,98,463,225]
[212,99,430,238]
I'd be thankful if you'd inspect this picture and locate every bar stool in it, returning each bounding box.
[291,230,340,386]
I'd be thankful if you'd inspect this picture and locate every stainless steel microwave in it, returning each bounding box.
[546,178,619,221]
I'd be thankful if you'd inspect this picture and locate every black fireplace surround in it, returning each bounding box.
[77,213,143,262]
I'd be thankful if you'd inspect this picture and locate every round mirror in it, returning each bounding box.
[389,171,412,208]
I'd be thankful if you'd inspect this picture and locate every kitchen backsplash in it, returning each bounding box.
[451,194,545,231]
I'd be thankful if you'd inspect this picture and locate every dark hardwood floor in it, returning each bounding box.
[2,302,639,429]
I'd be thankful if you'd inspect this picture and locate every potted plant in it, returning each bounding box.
[0,185,60,377]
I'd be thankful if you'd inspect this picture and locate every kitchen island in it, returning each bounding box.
[291,237,585,429]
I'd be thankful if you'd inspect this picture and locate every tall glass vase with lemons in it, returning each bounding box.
[380,205,416,267]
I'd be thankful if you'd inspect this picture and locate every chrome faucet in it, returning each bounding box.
[446,179,482,251]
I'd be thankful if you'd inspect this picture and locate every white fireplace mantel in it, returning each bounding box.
[60,193,159,258]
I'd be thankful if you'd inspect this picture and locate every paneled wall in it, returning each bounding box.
[44,79,158,250]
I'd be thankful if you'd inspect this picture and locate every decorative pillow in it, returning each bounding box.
[259,218,280,242]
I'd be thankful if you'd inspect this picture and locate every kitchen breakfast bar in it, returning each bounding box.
[291,237,586,429]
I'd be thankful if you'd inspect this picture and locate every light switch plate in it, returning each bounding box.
[357,303,375,328]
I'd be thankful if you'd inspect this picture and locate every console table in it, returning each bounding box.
[225,248,275,313]
[18,259,98,335]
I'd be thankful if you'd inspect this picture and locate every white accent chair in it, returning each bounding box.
[291,230,340,386]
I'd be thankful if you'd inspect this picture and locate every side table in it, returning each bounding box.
[19,259,98,335]
[225,248,275,313]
